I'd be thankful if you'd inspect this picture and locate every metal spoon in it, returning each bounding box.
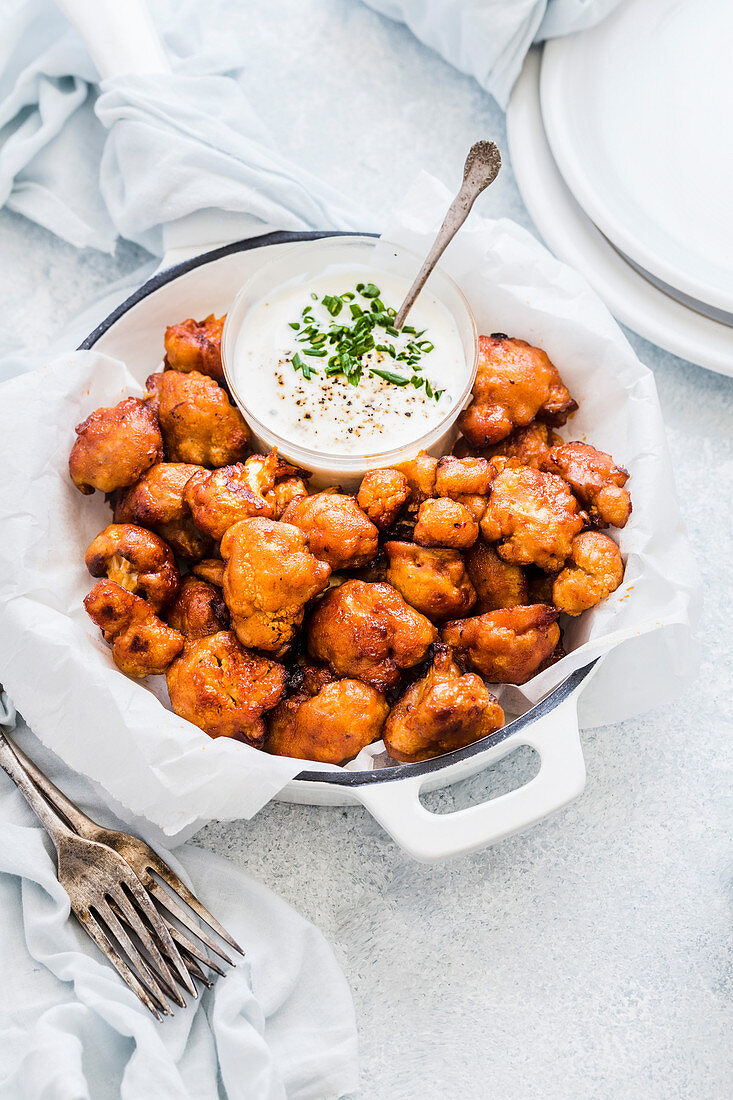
[394,140,501,329]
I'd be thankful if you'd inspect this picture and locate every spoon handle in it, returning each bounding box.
[394,140,501,329]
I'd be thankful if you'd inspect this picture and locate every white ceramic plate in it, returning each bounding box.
[507,48,733,377]
[540,0,733,316]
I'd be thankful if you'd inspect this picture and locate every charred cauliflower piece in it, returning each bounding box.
[544,441,631,529]
[357,468,410,530]
[267,665,389,764]
[383,644,504,762]
[442,604,561,684]
[281,492,379,571]
[84,579,184,677]
[552,531,624,615]
[307,579,437,692]
[113,460,213,562]
[384,541,476,622]
[220,517,331,655]
[480,464,586,572]
[464,541,528,612]
[413,498,479,549]
[183,451,294,540]
[85,523,180,612]
[167,630,287,744]
[146,370,249,467]
[458,334,577,447]
[166,575,230,639]
[164,314,225,383]
[69,397,163,495]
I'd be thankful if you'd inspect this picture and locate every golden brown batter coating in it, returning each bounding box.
[166,575,230,639]
[480,464,586,571]
[155,518,213,562]
[191,558,225,586]
[69,397,164,495]
[183,452,286,540]
[396,451,438,507]
[113,462,200,526]
[84,579,184,677]
[265,476,309,519]
[484,422,563,470]
[357,468,410,530]
[413,498,479,549]
[384,541,476,622]
[457,334,577,448]
[164,314,225,383]
[306,579,437,692]
[145,370,249,467]
[266,665,389,764]
[220,517,331,654]
[383,644,504,762]
[544,441,631,529]
[552,531,624,615]
[281,492,379,570]
[85,524,180,612]
[166,631,287,744]
[464,541,528,611]
[442,604,561,684]
[434,455,496,497]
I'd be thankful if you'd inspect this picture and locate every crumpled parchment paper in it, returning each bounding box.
[0,173,700,833]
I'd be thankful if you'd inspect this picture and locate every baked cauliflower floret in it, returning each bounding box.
[69,397,163,495]
[552,531,624,615]
[84,579,184,677]
[482,421,563,470]
[164,314,225,383]
[384,541,476,622]
[221,517,331,655]
[357,468,410,530]
[413,498,479,549]
[156,518,213,562]
[191,557,225,587]
[543,441,631,529]
[183,451,289,540]
[113,462,199,526]
[266,665,389,764]
[480,464,586,572]
[458,334,577,447]
[264,476,309,520]
[166,631,287,744]
[307,579,437,692]
[464,541,528,611]
[442,604,561,684]
[145,370,249,467]
[85,523,180,612]
[281,492,379,570]
[434,455,495,497]
[166,575,230,639]
[396,451,438,507]
[383,644,504,763]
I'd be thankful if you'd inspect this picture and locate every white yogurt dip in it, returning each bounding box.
[230,264,467,456]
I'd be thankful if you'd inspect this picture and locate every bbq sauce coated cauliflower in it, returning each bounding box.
[307,579,437,692]
[442,604,561,684]
[166,631,288,744]
[85,523,180,612]
[164,314,225,383]
[183,452,286,540]
[544,441,632,529]
[266,665,389,764]
[552,531,625,615]
[113,460,213,561]
[281,492,379,570]
[69,397,164,495]
[145,370,249,466]
[383,644,505,762]
[464,541,528,612]
[384,541,476,622]
[220,517,331,655]
[413,498,479,549]
[166,575,230,639]
[455,421,562,470]
[480,464,587,572]
[357,468,410,530]
[84,579,184,677]
[458,334,577,447]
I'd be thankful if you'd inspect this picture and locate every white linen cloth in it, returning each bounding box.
[0,693,359,1100]
[361,0,624,107]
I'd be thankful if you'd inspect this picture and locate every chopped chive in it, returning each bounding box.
[369,368,410,387]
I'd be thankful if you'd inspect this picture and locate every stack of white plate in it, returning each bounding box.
[507,0,733,375]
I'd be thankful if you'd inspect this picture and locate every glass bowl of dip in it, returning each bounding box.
[221,236,478,488]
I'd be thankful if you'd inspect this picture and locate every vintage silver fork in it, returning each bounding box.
[0,731,242,1017]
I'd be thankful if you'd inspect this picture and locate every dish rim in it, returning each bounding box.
[79,228,597,788]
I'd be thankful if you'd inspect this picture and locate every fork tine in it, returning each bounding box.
[96,898,184,1010]
[80,909,168,1019]
[115,872,197,998]
[145,858,243,955]
[165,918,227,977]
[105,889,189,1007]
[146,878,234,964]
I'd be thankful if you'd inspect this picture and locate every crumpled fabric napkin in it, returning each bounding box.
[0,693,359,1100]
[0,0,373,255]
[361,0,624,107]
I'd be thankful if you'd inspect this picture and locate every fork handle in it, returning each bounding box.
[8,739,98,840]
[0,732,76,848]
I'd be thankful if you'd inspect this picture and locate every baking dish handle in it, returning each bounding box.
[353,691,586,862]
